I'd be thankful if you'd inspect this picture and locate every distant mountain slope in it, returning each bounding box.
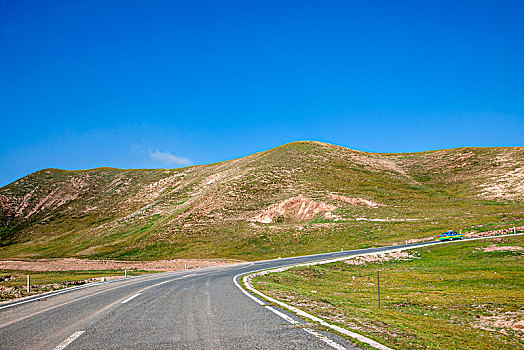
[1,141,523,260]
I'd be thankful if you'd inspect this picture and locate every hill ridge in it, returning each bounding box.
[1,141,523,260]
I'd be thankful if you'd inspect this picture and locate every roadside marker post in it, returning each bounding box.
[27,275,30,293]
[514,227,517,234]
[316,267,319,293]
[185,264,187,270]
[377,271,381,309]
[125,269,127,279]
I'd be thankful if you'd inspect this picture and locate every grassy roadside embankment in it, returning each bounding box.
[252,235,524,350]
[0,269,156,302]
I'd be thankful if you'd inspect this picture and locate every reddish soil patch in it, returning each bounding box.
[477,310,524,334]
[0,258,241,272]
[251,195,336,224]
[480,245,523,253]
[344,251,419,265]
[464,226,524,238]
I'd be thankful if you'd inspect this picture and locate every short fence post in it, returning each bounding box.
[125,269,127,279]
[316,267,319,293]
[27,275,30,293]
[377,271,381,309]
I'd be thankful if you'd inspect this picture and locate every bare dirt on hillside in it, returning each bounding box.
[478,154,524,200]
[477,310,524,334]
[0,258,241,272]
[344,251,420,265]
[464,226,524,238]
[480,245,523,253]
[251,195,336,224]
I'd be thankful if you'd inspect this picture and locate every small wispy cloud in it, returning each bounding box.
[149,150,192,166]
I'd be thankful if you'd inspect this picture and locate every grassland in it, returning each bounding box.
[252,235,524,350]
[1,142,523,260]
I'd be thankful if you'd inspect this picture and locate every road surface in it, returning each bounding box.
[0,241,445,349]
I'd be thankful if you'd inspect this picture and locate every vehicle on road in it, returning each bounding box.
[438,230,464,241]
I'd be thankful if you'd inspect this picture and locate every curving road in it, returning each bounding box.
[0,241,448,349]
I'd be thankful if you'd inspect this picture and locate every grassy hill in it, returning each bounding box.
[1,141,523,260]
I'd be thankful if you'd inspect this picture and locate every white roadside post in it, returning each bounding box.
[184,264,187,270]
[125,269,127,279]
[377,271,381,309]
[316,267,319,293]
[27,275,30,293]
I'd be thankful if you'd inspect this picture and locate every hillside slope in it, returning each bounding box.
[1,142,523,260]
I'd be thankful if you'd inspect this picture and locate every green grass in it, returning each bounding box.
[252,235,524,350]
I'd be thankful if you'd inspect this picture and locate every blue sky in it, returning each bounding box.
[1,0,523,187]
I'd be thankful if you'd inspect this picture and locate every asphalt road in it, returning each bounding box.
[0,241,442,349]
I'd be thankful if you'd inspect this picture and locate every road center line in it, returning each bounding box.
[121,293,141,304]
[153,280,171,286]
[54,331,84,350]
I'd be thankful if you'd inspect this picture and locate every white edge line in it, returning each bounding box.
[266,305,346,350]
[234,234,524,350]
[0,270,197,311]
[233,273,265,305]
[1,233,520,312]
[0,283,103,311]
[244,276,392,350]
[232,273,347,349]
[54,330,84,350]
[0,274,149,311]
[121,293,141,304]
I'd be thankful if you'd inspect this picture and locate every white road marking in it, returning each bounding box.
[234,236,505,350]
[245,277,393,350]
[232,274,265,306]
[54,331,84,350]
[233,274,347,349]
[153,280,171,286]
[266,306,346,350]
[0,283,103,311]
[0,271,157,311]
[151,274,196,287]
[121,293,141,304]
[2,233,518,311]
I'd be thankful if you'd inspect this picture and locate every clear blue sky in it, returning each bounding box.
[1,0,523,187]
